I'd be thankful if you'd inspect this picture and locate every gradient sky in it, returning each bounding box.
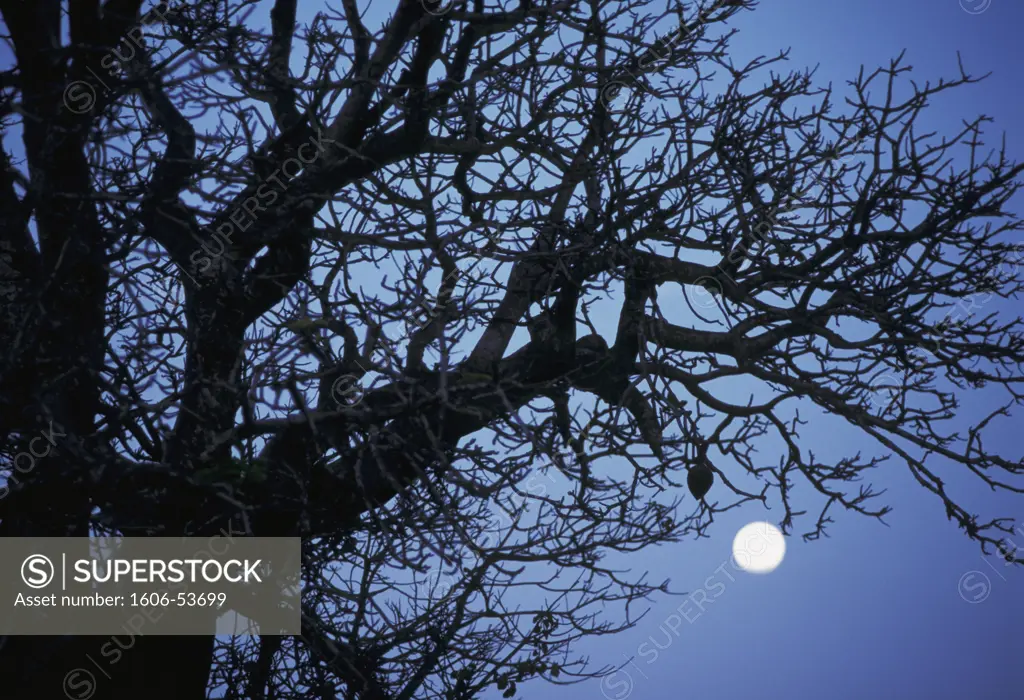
[558,2,1024,700]
[3,1,1022,698]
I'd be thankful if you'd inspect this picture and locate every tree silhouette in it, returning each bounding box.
[1,0,1022,698]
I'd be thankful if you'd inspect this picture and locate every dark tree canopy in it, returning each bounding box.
[1,0,1023,698]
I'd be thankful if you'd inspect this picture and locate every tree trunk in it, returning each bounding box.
[0,636,215,700]
[0,478,216,698]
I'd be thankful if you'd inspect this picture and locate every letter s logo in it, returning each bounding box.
[21,554,54,589]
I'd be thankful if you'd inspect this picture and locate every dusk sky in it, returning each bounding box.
[560,2,1024,699]
[2,1,1021,699]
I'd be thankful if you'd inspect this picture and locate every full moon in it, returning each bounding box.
[732,521,786,574]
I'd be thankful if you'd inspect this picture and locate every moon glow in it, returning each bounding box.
[732,521,786,574]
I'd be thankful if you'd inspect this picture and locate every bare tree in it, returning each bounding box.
[2,0,1022,698]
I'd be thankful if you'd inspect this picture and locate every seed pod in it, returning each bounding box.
[687,461,714,500]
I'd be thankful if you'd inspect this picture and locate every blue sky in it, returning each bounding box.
[564,2,1024,700]
[3,1,1022,698]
